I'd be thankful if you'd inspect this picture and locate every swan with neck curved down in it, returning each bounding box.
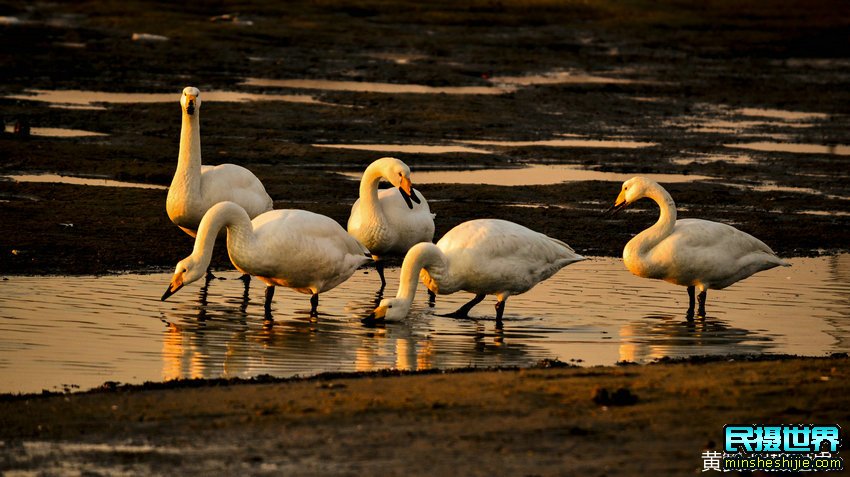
[608,176,789,317]
[161,201,370,317]
[371,219,584,323]
[348,157,435,288]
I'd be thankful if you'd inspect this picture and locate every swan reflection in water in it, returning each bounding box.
[617,314,772,363]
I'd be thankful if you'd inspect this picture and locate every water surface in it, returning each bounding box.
[1,256,847,394]
[406,165,711,186]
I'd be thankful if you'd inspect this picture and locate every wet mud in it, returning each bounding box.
[1,0,850,274]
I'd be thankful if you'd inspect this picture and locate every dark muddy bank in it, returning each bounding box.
[1,0,849,274]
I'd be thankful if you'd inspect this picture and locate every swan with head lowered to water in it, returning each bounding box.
[607,176,790,317]
[347,157,435,288]
[166,86,273,238]
[161,201,370,317]
[370,219,584,323]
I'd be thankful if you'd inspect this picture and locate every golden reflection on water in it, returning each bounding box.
[1,256,849,393]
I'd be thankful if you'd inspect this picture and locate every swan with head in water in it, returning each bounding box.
[161,201,370,317]
[607,176,790,317]
[166,86,273,238]
[370,219,584,323]
[347,157,435,288]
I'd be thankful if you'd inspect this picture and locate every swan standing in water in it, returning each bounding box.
[607,176,790,317]
[166,87,273,284]
[348,157,435,289]
[161,201,370,317]
[371,219,585,323]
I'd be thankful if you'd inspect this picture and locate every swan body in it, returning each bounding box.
[610,176,789,315]
[161,201,370,315]
[348,157,435,286]
[373,219,585,321]
[166,86,273,238]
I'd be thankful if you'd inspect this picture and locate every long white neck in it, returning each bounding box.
[191,202,255,271]
[626,184,677,259]
[394,242,448,306]
[358,162,387,224]
[171,110,202,199]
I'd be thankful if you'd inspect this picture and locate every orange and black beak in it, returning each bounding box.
[604,190,629,216]
[361,305,387,324]
[161,275,184,301]
[186,95,196,115]
[398,176,421,209]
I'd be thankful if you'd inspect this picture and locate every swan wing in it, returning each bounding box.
[200,164,273,218]
[439,219,584,295]
[652,219,787,288]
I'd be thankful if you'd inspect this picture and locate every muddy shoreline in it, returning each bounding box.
[2,0,850,275]
[2,355,848,475]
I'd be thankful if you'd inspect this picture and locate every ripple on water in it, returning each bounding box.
[0,256,848,393]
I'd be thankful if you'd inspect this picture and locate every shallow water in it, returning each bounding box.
[4,89,327,108]
[407,165,711,186]
[3,125,108,137]
[2,173,166,190]
[1,255,848,394]
[243,77,513,95]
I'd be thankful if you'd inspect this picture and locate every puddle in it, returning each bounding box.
[1,256,846,394]
[406,165,711,186]
[458,138,658,149]
[488,71,642,86]
[242,77,513,95]
[313,143,494,155]
[735,108,829,121]
[4,124,109,137]
[671,153,754,165]
[366,52,427,64]
[3,174,167,190]
[718,181,850,201]
[725,142,850,156]
[5,89,329,109]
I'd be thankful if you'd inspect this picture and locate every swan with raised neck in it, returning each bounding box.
[166,86,273,238]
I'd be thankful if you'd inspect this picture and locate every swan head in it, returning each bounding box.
[608,176,656,215]
[371,297,411,321]
[180,86,201,116]
[161,256,206,301]
[374,157,421,209]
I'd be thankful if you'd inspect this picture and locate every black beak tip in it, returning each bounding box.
[161,284,182,301]
[399,187,414,209]
[410,189,421,204]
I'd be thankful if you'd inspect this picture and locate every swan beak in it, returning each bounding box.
[373,305,388,320]
[605,191,629,216]
[186,95,196,116]
[161,277,184,301]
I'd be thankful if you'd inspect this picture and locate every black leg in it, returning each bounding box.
[443,294,486,318]
[205,267,216,285]
[239,273,251,286]
[310,293,319,317]
[697,290,707,317]
[686,286,696,319]
[495,299,506,323]
[427,289,436,306]
[264,286,275,317]
[376,260,386,289]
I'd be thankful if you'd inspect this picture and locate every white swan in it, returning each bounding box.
[348,157,435,288]
[608,176,790,316]
[161,201,370,316]
[166,86,273,238]
[372,219,585,322]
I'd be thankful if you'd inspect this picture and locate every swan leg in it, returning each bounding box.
[264,286,275,317]
[238,273,251,287]
[428,289,436,306]
[376,260,387,289]
[686,286,696,318]
[495,299,506,323]
[444,294,486,318]
[697,291,707,318]
[310,293,319,317]
[205,267,216,285]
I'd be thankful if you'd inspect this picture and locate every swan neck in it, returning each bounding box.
[192,202,254,269]
[174,112,202,192]
[359,163,385,220]
[396,243,447,305]
[633,185,677,256]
